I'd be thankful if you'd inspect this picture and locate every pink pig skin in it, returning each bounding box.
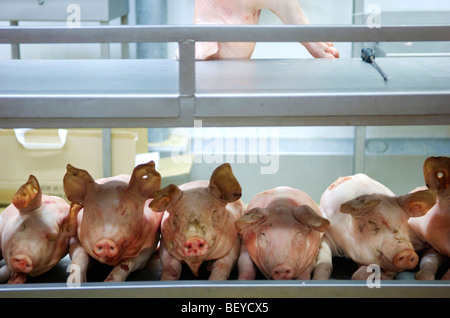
[189,0,339,59]
[314,173,436,280]
[0,175,76,284]
[63,161,162,282]
[235,186,329,280]
[409,157,450,280]
[149,163,244,280]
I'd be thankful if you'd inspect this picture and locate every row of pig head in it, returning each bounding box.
[64,161,241,216]
[63,162,242,265]
[62,156,446,235]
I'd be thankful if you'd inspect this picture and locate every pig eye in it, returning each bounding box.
[368,220,380,233]
[212,209,220,225]
[259,232,268,244]
[171,214,179,228]
[44,233,58,242]
[296,230,307,237]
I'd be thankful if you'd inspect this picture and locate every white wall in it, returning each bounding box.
[363,0,450,11]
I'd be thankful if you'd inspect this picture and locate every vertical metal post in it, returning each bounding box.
[99,21,111,177]
[10,21,20,59]
[120,15,129,59]
[102,128,112,178]
[352,1,367,174]
[100,21,110,59]
[136,0,168,143]
[352,0,365,57]
[353,126,366,174]
[136,0,167,59]
[178,40,196,97]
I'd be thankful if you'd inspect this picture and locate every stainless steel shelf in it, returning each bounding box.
[0,254,448,298]
[1,57,449,127]
[1,280,449,298]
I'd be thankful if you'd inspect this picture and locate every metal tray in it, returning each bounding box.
[1,252,449,298]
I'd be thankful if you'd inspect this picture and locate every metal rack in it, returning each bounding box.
[0,24,449,297]
[1,25,449,128]
[1,280,449,298]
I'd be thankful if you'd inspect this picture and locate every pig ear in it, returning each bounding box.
[293,205,330,232]
[63,164,97,205]
[209,163,242,203]
[63,203,82,237]
[12,175,42,212]
[340,194,381,217]
[128,161,161,198]
[397,188,436,217]
[423,156,450,192]
[148,184,183,212]
[235,208,270,235]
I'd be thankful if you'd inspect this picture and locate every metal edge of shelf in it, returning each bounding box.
[3,93,449,117]
[1,94,448,128]
[194,93,450,117]
[0,95,180,118]
[0,280,449,298]
[1,25,450,44]
[1,115,449,128]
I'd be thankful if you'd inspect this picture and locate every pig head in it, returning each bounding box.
[190,0,340,59]
[63,161,162,282]
[0,175,76,284]
[409,156,450,280]
[149,163,244,280]
[235,187,329,280]
[315,173,436,280]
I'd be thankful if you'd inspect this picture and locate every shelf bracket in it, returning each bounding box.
[178,40,196,97]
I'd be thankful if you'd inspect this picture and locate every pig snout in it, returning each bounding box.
[271,265,294,280]
[392,249,419,270]
[93,239,119,259]
[11,254,34,273]
[183,237,209,257]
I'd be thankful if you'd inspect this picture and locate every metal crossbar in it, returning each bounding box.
[1,24,449,97]
[0,25,449,128]
[1,25,450,43]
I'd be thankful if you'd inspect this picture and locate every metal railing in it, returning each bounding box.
[1,24,450,97]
